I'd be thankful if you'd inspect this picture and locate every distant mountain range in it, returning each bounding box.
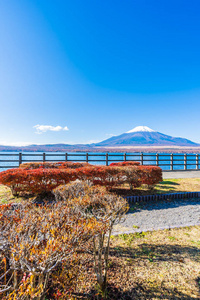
[0,126,199,152]
[94,126,199,147]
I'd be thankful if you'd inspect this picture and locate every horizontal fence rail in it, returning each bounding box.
[0,152,200,171]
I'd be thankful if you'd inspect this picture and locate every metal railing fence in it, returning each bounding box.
[0,152,200,171]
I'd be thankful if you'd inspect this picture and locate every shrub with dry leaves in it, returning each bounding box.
[0,202,100,299]
[54,181,129,295]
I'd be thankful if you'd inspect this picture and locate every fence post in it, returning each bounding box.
[19,153,22,166]
[156,154,159,166]
[196,154,199,170]
[43,153,46,163]
[86,153,89,163]
[184,154,187,170]
[170,154,173,170]
[65,153,68,161]
[106,153,109,166]
[124,153,127,162]
[140,153,144,165]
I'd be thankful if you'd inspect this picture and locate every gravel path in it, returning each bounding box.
[163,170,200,179]
[113,198,200,235]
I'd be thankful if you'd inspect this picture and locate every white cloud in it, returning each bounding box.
[33,125,69,134]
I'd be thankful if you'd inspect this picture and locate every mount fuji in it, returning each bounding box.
[95,126,199,147]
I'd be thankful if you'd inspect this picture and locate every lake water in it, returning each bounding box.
[0,152,199,172]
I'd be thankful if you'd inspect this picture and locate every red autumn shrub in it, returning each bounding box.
[109,161,140,167]
[20,161,90,170]
[75,166,125,188]
[0,163,163,197]
[91,166,125,188]
[107,165,162,190]
[139,165,163,186]
[0,168,77,196]
[120,166,143,189]
[75,165,98,181]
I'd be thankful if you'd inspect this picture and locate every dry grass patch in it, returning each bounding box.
[111,178,200,197]
[0,184,25,204]
[155,178,200,194]
[74,226,200,299]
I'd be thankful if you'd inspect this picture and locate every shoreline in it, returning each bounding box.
[1,147,200,153]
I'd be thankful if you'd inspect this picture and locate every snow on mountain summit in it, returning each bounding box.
[126,126,155,133]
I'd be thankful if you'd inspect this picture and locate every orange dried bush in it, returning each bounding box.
[0,181,129,298]
[54,181,129,295]
[0,201,100,299]
[53,180,92,201]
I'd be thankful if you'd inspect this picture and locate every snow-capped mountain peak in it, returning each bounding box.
[95,126,198,147]
[126,126,155,133]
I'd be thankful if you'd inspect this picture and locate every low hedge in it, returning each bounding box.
[20,161,90,170]
[0,163,163,196]
[139,165,163,186]
[75,166,125,188]
[109,161,140,167]
[0,168,77,196]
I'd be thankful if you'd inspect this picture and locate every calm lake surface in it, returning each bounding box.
[0,152,199,172]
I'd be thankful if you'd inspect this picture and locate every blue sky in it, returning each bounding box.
[0,0,200,145]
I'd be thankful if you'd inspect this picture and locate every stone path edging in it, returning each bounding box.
[125,191,200,203]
